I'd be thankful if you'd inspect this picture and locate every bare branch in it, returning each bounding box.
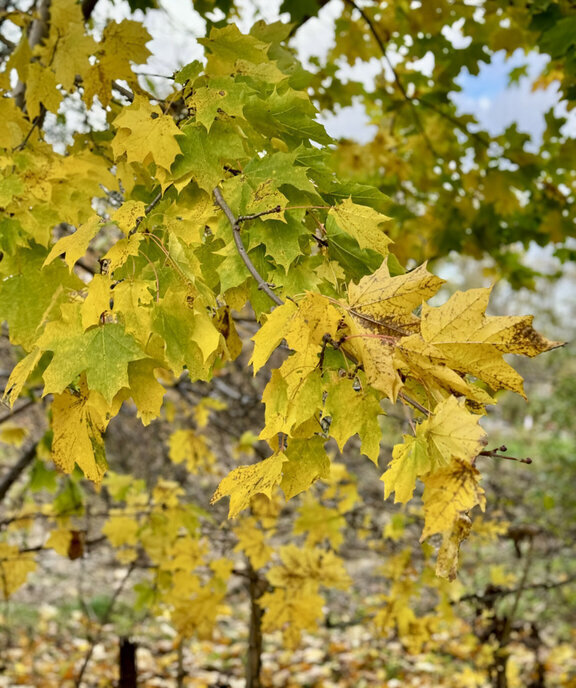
[81,0,100,21]
[0,442,37,504]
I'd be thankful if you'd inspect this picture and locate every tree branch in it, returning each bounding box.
[81,0,100,21]
[14,0,51,112]
[213,187,284,307]
[457,573,576,605]
[0,442,37,504]
[344,0,438,157]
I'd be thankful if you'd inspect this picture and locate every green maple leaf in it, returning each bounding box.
[171,121,247,192]
[245,88,332,145]
[189,76,251,131]
[151,286,222,377]
[324,376,383,463]
[281,437,330,500]
[199,23,270,75]
[243,150,319,195]
[35,304,145,403]
[0,246,83,348]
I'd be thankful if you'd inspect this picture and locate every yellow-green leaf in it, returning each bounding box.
[211,452,286,518]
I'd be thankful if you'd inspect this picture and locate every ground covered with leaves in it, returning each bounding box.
[2,592,576,688]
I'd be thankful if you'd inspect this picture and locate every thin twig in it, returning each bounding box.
[479,445,532,464]
[14,105,46,151]
[398,392,430,416]
[0,443,38,504]
[344,0,437,156]
[74,563,136,687]
[111,80,134,103]
[128,189,165,236]
[237,205,282,222]
[457,572,576,604]
[0,398,36,425]
[213,187,284,306]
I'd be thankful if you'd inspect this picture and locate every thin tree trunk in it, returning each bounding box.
[246,562,266,688]
[119,637,138,688]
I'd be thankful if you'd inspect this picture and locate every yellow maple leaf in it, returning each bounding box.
[280,437,330,500]
[25,62,62,119]
[260,587,325,649]
[49,14,97,90]
[0,544,36,598]
[81,274,112,330]
[83,19,151,107]
[417,287,563,397]
[211,452,286,518]
[168,429,215,474]
[112,95,183,172]
[421,457,486,540]
[51,378,116,483]
[435,512,472,581]
[342,262,445,400]
[171,585,225,639]
[293,498,346,548]
[0,423,28,447]
[111,200,147,235]
[124,359,167,426]
[2,349,43,407]
[383,396,486,503]
[267,544,351,590]
[233,517,273,569]
[45,528,74,557]
[44,216,102,272]
[328,197,393,254]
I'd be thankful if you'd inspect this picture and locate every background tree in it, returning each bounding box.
[0,1,574,686]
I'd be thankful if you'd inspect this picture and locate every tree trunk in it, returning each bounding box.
[119,637,137,688]
[245,563,266,688]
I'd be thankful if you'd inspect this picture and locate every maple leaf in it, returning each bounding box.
[35,303,145,403]
[44,216,102,273]
[436,513,473,581]
[260,587,325,649]
[123,359,167,426]
[50,380,115,483]
[111,200,147,235]
[81,274,112,329]
[421,458,486,540]
[0,246,83,348]
[280,437,330,500]
[171,121,248,193]
[168,429,215,474]
[400,288,563,398]
[112,96,183,172]
[211,452,286,518]
[327,198,392,254]
[188,75,251,131]
[233,517,273,569]
[151,285,222,375]
[324,375,383,463]
[382,396,487,503]
[293,498,346,548]
[83,19,151,106]
[342,262,445,401]
[0,544,36,598]
[25,62,62,119]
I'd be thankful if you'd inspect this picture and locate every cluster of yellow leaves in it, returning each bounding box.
[100,475,231,639]
[261,544,351,648]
